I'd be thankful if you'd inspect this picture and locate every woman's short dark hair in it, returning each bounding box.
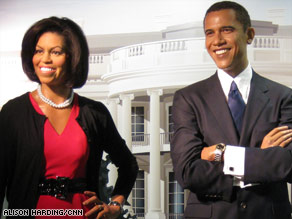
[21,16,89,88]
[203,1,251,32]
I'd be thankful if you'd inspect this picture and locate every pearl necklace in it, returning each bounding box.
[37,85,74,109]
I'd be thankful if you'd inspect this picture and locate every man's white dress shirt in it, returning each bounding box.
[217,64,257,188]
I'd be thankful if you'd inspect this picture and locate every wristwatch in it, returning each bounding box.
[108,201,123,214]
[214,143,226,162]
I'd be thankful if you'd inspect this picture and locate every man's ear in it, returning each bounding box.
[247,27,255,44]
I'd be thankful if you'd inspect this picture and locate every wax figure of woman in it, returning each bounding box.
[0,17,138,219]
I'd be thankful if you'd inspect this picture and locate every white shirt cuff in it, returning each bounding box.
[223,145,245,177]
[233,176,259,188]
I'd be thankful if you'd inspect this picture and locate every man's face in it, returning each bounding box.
[204,9,254,77]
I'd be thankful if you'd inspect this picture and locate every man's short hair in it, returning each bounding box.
[203,1,251,32]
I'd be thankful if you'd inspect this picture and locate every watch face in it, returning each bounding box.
[216,143,226,151]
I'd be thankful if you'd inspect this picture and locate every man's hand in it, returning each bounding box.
[261,126,292,149]
[201,145,216,161]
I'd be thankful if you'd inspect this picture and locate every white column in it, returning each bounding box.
[119,94,134,151]
[106,98,120,188]
[146,89,165,219]
[106,98,120,126]
[119,94,134,212]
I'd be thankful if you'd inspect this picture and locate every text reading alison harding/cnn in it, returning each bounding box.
[2,209,84,217]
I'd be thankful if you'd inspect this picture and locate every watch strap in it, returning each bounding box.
[214,143,226,162]
[108,201,123,214]
[214,149,222,162]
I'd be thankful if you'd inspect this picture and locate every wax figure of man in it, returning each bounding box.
[171,1,292,219]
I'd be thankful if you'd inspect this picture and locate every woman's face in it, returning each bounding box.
[32,32,67,87]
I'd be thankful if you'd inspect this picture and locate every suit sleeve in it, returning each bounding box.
[100,104,139,200]
[244,90,292,184]
[170,90,234,202]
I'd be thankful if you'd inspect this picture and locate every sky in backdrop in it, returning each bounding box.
[0,0,291,51]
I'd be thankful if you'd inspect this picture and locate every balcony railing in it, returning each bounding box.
[132,134,150,146]
[108,36,292,73]
[161,40,186,52]
[252,36,280,48]
[131,213,184,219]
[134,213,145,219]
[161,132,174,145]
[89,54,105,64]
[167,213,184,219]
[88,53,110,80]
[132,132,173,147]
[91,36,291,78]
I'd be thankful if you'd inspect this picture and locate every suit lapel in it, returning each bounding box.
[239,72,269,146]
[205,73,239,145]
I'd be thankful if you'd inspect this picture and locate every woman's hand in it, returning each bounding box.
[261,126,292,149]
[83,191,122,219]
[99,203,121,219]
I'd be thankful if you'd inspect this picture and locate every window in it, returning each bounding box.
[169,172,184,219]
[168,106,174,133]
[168,106,174,142]
[132,170,145,217]
[132,107,145,142]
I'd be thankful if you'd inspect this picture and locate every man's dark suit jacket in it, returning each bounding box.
[171,71,292,219]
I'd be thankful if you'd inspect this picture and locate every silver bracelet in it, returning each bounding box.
[108,201,123,214]
[214,149,222,162]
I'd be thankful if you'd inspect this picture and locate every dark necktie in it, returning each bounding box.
[228,81,245,134]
